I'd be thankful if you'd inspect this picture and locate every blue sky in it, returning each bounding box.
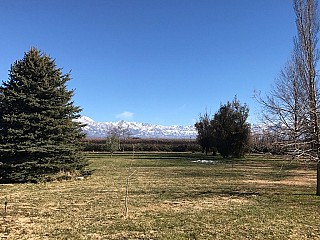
[0,0,296,126]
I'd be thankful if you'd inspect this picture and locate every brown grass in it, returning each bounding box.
[244,170,316,186]
[0,153,319,239]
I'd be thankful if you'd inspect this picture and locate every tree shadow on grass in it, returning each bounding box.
[154,189,261,201]
[193,189,261,198]
[220,190,261,197]
[292,193,318,197]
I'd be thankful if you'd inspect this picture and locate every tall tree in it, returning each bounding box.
[257,0,320,195]
[0,48,88,183]
[294,0,320,195]
[212,97,250,158]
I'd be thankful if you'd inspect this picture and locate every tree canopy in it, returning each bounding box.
[212,98,250,158]
[0,48,88,183]
[195,97,250,158]
[194,112,214,155]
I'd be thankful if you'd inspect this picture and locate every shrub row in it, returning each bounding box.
[81,138,201,152]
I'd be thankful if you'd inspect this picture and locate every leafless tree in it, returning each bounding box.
[294,0,320,195]
[256,0,320,195]
[124,145,136,219]
[107,122,132,152]
[255,56,308,156]
[250,124,284,154]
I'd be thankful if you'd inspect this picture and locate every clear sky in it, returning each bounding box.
[0,0,296,126]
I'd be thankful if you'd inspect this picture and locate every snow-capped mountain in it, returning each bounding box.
[75,116,197,139]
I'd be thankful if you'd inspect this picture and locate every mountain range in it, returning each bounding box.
[75,116,197,139]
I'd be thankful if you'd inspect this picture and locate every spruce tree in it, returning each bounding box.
[0,48,88,183]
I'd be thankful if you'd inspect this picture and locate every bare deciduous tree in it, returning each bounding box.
[256,0,320,195]
[255,56,308,156]
[108,122,132,152]
[294,0,320,195]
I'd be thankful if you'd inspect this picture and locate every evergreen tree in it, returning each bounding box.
[0,48,88,183]
[212,97,250,158]
[194,112,214,155]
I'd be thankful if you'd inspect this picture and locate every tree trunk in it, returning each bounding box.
[317,160,320,196]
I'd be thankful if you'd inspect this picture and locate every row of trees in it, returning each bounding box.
[82,138,200,153]
[195,97,250,158]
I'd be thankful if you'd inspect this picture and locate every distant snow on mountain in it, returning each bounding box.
[75,116,197,139]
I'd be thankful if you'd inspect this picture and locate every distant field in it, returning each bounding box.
[1,153,320,239]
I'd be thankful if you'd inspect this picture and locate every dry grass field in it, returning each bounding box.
[1,152,319,239]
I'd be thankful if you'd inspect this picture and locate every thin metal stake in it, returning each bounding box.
[4,201,7,214]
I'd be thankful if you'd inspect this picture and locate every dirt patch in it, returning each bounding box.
[244,171,316,187]
[139,196,249,214]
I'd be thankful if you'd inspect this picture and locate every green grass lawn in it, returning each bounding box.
[1,152,319,239]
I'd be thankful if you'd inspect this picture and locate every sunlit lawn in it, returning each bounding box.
[1,152,319,239]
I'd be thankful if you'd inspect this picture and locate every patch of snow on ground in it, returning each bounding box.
[192,160,219,164]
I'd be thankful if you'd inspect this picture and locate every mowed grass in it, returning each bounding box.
[1,152,320,239]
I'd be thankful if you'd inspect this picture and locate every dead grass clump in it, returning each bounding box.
[243,170,316,187]
[138,196,249,214]
[0,215,41,239]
